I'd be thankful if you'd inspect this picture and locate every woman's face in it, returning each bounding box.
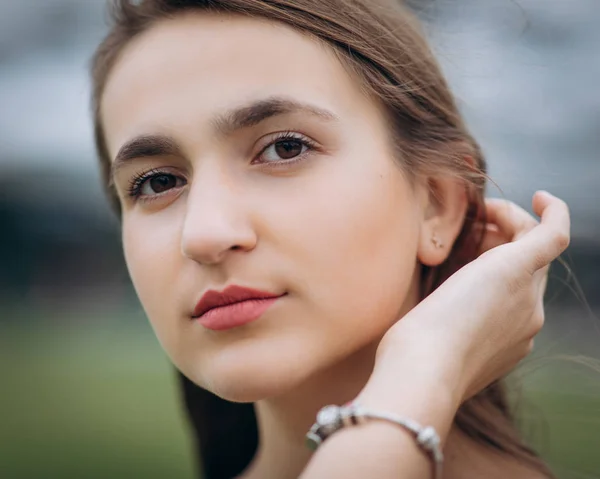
[102,13,430,401]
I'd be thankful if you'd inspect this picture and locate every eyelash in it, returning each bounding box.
[126,131,318,200]
[253,131,318,168]
[127,167,175,199]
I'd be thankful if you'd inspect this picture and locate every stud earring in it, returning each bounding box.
[431,234,444,249]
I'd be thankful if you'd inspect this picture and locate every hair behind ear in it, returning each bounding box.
[178,372,258,479]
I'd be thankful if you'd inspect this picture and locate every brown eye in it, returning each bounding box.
[274,140,303,159]
[140,174,181,195]
[261,137,309,163]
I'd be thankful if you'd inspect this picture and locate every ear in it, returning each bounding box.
[417,175,469,267]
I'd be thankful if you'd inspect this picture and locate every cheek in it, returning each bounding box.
[121,215,182,336]
[262,159,421,349]
[317,178,420,334]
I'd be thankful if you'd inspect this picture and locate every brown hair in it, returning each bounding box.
[90,1,556,477]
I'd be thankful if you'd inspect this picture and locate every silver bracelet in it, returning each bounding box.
[305,402,443,479]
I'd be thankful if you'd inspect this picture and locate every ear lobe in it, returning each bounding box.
[417,176,468,267]
[417,227,449,267]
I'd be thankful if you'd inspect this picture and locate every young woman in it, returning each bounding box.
[90,1,571,477]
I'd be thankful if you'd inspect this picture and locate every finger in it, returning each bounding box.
[477,223,511,254]
[517,191,571,274]
[485,198,539,241]
[533,264,550,297]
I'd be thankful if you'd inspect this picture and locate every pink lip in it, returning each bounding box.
[193,285,284,331]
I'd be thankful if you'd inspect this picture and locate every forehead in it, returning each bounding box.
[101,12,376,155]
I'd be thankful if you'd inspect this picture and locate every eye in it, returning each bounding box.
[262,139,307,162]
[127,169,186,199]
[255,132,317,165]
[140,174,179,195]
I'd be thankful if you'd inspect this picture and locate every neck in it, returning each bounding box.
[239,341,508,479]
[243,339,379,479]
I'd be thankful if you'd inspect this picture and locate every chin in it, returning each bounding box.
[182,339,319,403]
[205,375,293,403]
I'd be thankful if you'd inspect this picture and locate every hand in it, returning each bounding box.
[374,191,570,404]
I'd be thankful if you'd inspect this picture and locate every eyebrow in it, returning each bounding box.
[110,135,181,183]
[110,96,339,181]
[211,96,339,135]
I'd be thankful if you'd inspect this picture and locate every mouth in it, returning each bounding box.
[192,285,286,331]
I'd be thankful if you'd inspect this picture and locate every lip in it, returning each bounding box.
[192,285,284,331]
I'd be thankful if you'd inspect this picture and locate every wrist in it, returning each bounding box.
[356,372,459,446]
[356,369,462,416]
[375,320,469,407]
[356,333,464,441]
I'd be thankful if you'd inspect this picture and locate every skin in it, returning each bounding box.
[100,12,547,479]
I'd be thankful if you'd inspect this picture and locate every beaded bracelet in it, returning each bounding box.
[305,402,443,479]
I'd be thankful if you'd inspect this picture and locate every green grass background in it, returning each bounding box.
[1,314,599,479]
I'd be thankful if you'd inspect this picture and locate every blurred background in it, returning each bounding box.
[1,0,599,478]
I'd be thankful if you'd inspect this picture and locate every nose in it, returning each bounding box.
[180,175,257,266]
